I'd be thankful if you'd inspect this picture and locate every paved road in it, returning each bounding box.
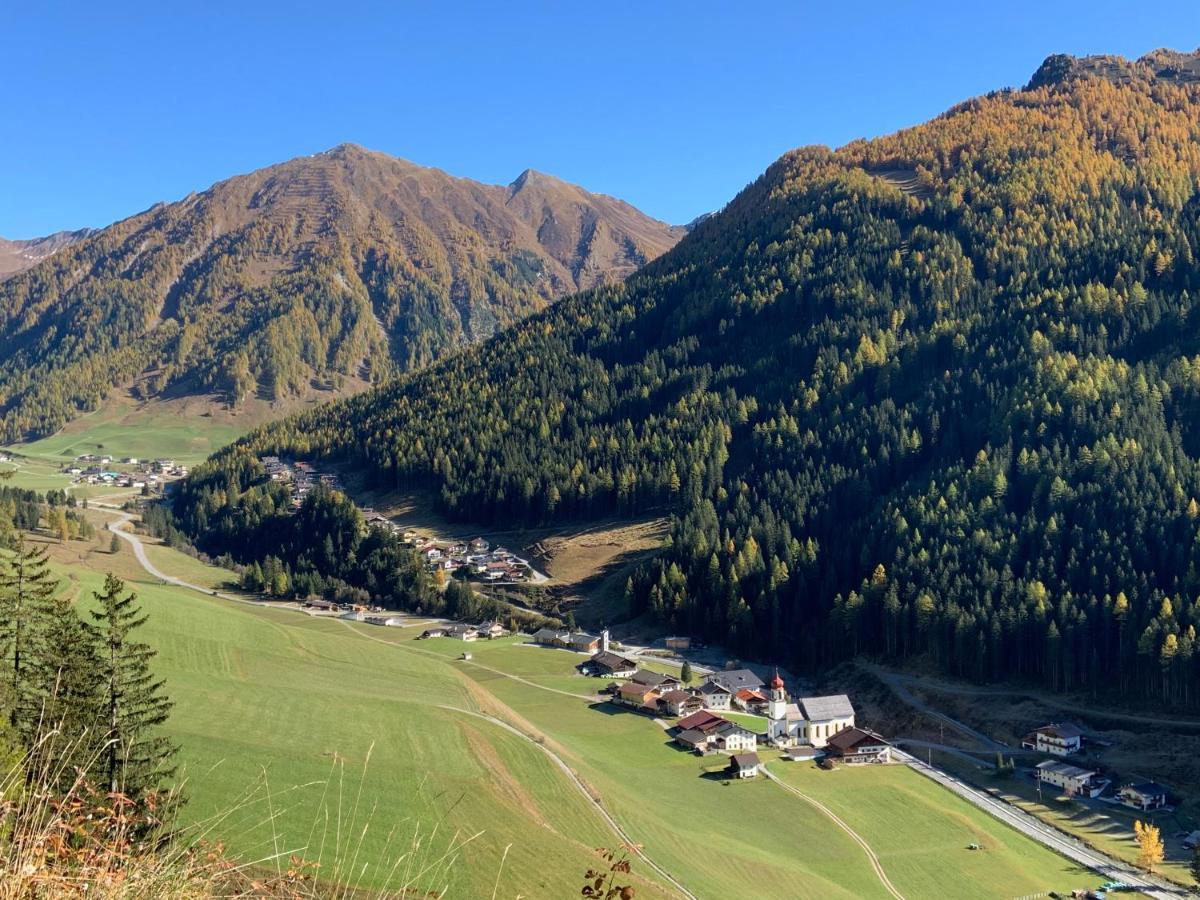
[762,767,906,900]
[897,751,1185,898]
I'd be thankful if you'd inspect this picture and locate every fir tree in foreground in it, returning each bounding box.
[91,573,176,796]
[0,540,57,740]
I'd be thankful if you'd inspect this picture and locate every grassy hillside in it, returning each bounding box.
[37,516,1098,898]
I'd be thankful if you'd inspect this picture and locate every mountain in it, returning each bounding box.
[178,50,1200,708]
[0,144,683,442]
[0,229,93,280]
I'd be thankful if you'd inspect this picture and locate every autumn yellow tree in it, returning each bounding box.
[1134,820,1164,872]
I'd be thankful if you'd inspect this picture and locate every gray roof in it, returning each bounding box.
[698,681,732,695]
[589,650,635,670]
[675,728,708,746]
[799,694,855,721]
[632,669,678,687]
[1036,760,1096,779]
[567,631,599,646]
[708,669,765,691]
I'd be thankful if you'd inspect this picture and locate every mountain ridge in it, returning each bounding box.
[0,144,682,442]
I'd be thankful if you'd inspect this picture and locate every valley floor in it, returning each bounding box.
[26,503,1123,898]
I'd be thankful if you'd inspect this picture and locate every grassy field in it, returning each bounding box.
[36,514,1103,898]
[8,393,246,465]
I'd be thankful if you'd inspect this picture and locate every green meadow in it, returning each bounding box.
[43,522,1097,898]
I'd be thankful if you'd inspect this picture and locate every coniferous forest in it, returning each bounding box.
[177,54,1200,707]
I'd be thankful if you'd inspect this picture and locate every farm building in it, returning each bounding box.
[675,729,710,753]
[566,631,601,653]
[1022,723,1083,756]
[665,636,691,651]
[447,624,479,641]
[419,626,448,639]
[727,753,762,779]
[615,682,661,712]
[581,650,637,678]
[531,627,569,646]
[824,727,891,765]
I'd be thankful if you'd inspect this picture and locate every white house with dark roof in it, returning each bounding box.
[1036,760,1105,798]
[697,680,733,710]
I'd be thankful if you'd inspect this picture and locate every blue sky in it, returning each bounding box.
[3,2,1198,237]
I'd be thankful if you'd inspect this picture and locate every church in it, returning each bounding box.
[765,670,856,748]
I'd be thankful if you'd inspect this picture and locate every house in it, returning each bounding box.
[615,682,660,712]
[698,680,733,710]
[631,669,682,692]
[1119,782,1168,811]
[447,624,478,641]
[531,627,569,647]
[422,546,444,561]
[582,650,637,678]
[824,727,891,764]
[708,669,765,692]
[713,721,758,752]
[469,537,489,553]
[727,752,762,779]
[734,688,768,714]
[477,621,507,639]
[665,636,691,651]
[658,689,704,717]
[566,631,601,654]
[1022,723,1083,756]
[1183,831,1200,851]
[419,626,448,639]
[799,695,856,747]
[1036,760,1104,798]
[303,598,337,612]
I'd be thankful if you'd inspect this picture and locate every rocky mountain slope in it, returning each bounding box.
[0,229,93,280]
[0,144,682,441]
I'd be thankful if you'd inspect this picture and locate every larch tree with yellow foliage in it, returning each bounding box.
[1134,820,1164,873]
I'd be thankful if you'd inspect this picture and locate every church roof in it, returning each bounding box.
[799,694,855,721]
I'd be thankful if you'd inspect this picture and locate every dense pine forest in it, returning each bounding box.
[179,51,1200,707]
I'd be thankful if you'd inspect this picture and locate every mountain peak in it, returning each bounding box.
[1026,47,1200,91]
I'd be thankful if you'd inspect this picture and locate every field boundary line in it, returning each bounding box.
[762,767,905,900]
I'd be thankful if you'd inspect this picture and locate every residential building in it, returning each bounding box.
[469,537,489,553]
[799,695,856,747]
[631,669,682,692]
[614,682,660,712]
[447,624,478,641]
[824,727,891,764]
[1119,782,1168,810]
[477,621,507,639]
[1022,723,1083,756]
[728,753,762,779]
[1036,760,1104,798]
[676,709,729,736]
[708,669,765,692]
[419,626,448,639]
[697,681,733,711]
[713,721,757,752]
[658,689,704,717]
[734,688,768,714]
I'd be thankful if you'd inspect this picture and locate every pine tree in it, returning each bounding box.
[29,591,101,788]
[680,660,693,684]
[0,540,58,737]
[90,573,175,798]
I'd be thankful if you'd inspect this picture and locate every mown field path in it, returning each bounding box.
[761,768,905,900]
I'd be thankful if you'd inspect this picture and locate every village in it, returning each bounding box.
[62,454,188,490]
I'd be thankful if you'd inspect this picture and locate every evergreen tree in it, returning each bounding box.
[0,540,57,737]
[29,591,101,788]
[90,573,175,797]
[680,660,693,684]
